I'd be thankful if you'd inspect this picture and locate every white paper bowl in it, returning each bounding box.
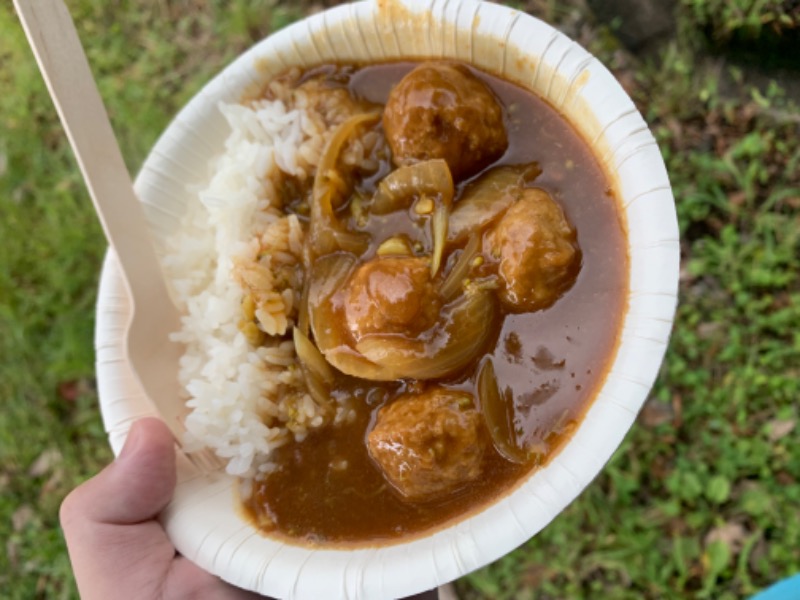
[95,1,679,598]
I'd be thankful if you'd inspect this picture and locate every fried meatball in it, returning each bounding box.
[343,256,441,342]
[383,62,508,182]
[485,188,581,312]
[367,388,486,502]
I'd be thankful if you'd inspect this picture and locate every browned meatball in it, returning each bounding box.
[485,188,581,312]
[383,62,508,182]
[343,256,441,342]
[367,388,486,502]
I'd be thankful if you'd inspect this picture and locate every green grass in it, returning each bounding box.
[1,4,107,595]
[2,1,799,598]
[680,0,800,41]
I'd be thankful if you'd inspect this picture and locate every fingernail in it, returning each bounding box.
[117,420,145,463]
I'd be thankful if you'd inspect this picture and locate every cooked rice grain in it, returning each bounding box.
[165,76,366,477]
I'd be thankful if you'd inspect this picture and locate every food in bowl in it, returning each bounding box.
[165,59,628,544]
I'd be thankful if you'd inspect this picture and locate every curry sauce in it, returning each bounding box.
[243,62,628,545]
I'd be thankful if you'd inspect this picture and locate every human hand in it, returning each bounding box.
[60,417,261,599]
[61,417,441,599]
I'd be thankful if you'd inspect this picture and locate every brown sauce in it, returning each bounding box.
[244,62,628,545]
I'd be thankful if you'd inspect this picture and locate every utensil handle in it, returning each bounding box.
[14,0,171,314]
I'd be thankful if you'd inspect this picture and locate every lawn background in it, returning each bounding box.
[1,1,798,598]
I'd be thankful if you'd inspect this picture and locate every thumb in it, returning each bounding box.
[60,418,178,600]
[63,417,177,525]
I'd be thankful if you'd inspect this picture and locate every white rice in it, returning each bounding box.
[164,78,361,478]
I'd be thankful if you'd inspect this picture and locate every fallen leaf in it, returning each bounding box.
[57,380,80,402]
[28,448,62,478]
[40,468,65,498]
[704,522,748,556]
[437,583,459,600]
[767,419,796,442]
[668,517,688,536]
[697,322,721,339]
[671,394,684,428]
[12,505,36,532]
[7,540,19,570]
[728,190,747,207]
[37,575,49,594]
[616,70,638,97]
[640,398,674,428]
[666,117,684,143]
[521,564,554,589]
[679,263,695,283]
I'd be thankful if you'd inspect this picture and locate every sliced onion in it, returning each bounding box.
[371,159,453,215]
[324,347,400,382]
[355,288,498,380]
[331,228,370,254]
[296,278,310,336]
[307,253,357,355]
[477,359,528,464]
[448,163,542,244]
[439,234,480,301]
[430,200,449,277]
[304,370,334,413]
[314,112,382,212]
[293,327,335,386]
[308,113,379,258]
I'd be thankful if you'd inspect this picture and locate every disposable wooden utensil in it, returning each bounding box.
[14,0,192,451]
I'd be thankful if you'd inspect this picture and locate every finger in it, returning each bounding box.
[165,556,269,599]
[60,418,178,599]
